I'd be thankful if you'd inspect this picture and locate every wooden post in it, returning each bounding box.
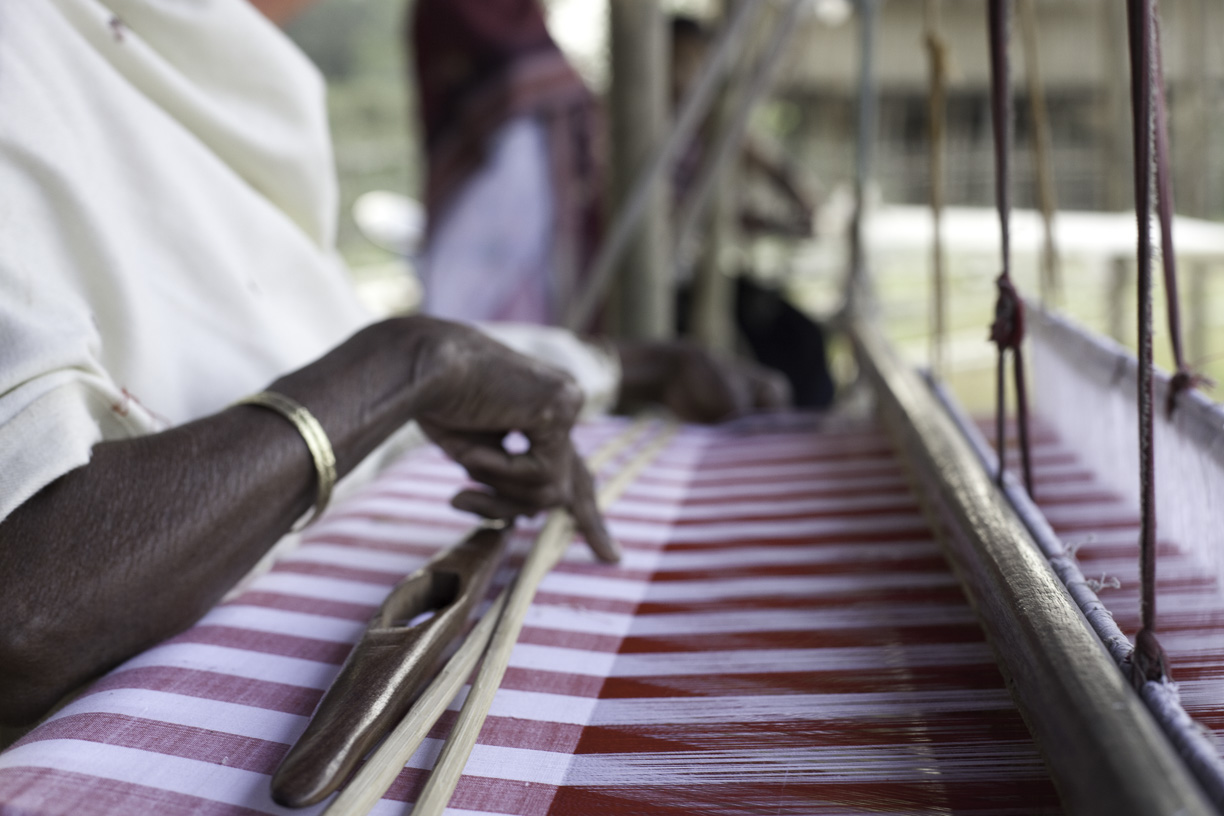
[1108,255,1131,345]
[1189,261,1209,367]
[608,0,673,340]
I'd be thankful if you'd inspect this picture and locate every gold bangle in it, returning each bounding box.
[235,391,337,530]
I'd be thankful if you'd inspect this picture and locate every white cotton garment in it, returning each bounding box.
[0,0,619,525]
[0,0,374,523]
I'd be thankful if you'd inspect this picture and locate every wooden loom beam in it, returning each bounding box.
[852,316,1215,816]
[606,0,673,341]
[566,1,763,334]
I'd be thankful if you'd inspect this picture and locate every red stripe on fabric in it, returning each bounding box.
[631,586,972,614]
[517,627,623,653]
[621,480,912,506]
[1025,469,1096,486]
[425,710,585,754]
[84,666,322,717]
[548,549,944,582]
[225,592,376,622]
[617,625,987,653]
[514,624,987,654]
[605,503,923,526]
[1047,515,1141,531]
[165,626,353,665]
[656,527,937,551]
[630,461,905,489]
[12,713,288,776]
[271,560,403,587]
[382,767,563,813]
[499,667,605,698]
[650,446,896,470]
[0,767,267,816]
[548,780,1061,816]
[643,556,950,580]
[594,665,1007,699]
[572,709,1039,754]
[1030,489,1122,506]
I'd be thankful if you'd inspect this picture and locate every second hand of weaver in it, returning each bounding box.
[322,418,676,816]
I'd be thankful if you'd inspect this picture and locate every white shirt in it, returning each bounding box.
[0,0,616,526]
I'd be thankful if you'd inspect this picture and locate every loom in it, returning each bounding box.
[4,1,1224,814]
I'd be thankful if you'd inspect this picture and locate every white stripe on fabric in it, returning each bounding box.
[115,644,339,690]
[610,492,916,522]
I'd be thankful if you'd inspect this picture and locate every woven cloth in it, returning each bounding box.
[0,415,1060,815]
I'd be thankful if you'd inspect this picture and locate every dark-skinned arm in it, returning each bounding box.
[0,316,614,725]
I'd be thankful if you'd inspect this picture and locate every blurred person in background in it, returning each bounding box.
[410,0,602,324]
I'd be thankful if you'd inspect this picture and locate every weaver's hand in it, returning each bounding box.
[618,340,792,424]
[409,318,617,562]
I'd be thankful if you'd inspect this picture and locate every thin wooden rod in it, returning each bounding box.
[924,0,949,375]
[565,1,762,333]
[672,0,805,266]
[320,419,653,816]
[1018,0,1061,305]
[408,423,678,816]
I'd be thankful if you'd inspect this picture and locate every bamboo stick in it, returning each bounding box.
[407,424,678,816]
[320,418,659,816]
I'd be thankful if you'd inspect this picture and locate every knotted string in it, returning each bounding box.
[1127,0,1169,686]
[987,0,1034,498]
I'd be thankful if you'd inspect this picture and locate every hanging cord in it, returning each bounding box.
[924,0,949,376]
[1151,13,1211,416]
[845,0,879,319]
[1126,0,1169,687]
[987,0,1035,498]
[1017,0,1061,305]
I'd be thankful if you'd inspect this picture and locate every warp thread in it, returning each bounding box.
[987,0,1035,498]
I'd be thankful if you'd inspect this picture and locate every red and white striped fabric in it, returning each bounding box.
[0,416,1061,815]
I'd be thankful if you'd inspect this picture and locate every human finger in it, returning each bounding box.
[748,366,793,411]
[450,441,554,486]
[451,489,542,521]
[566,449,619,563]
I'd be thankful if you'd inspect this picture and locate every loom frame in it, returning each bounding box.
[852,317,1216,816]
